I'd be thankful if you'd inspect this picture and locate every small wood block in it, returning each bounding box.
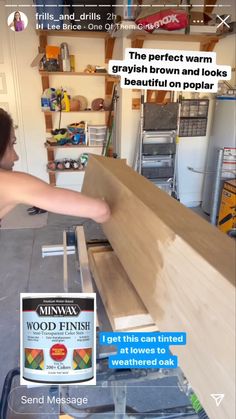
[132,98,141,110]
[88,247,154,331]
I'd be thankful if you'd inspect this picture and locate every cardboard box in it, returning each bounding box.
[218,179,236,234]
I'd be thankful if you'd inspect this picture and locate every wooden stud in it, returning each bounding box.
[44,114,53,133]
[38,33,47,54]
[41,75,50,91]
[48,173,56,186]
[105,78,116,96]
[47,149,54,162]
[47,149,55,185]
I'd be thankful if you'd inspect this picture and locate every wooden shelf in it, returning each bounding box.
[43,110,105,115]
[128,31,220,43]
[39,71,108,76]
[128,31,221,51]
[36,30,110,39]
[47,169,85,173]
[45,143,103,150]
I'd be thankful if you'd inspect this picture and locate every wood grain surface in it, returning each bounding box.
[88,246,154,331]
[82,155,235,419]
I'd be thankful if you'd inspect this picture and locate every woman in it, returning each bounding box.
[0,108,110,223]
[10,11,25,32]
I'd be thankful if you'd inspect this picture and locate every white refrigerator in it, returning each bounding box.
[176,98,215,207]
[201,96,236,214]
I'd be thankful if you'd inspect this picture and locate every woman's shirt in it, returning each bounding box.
[15,20,24,31]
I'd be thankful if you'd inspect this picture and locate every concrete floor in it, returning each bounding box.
[0,212,203,418]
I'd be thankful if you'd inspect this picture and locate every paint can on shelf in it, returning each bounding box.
[21,293,96,384]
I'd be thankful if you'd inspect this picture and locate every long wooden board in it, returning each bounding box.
[82,155,235,419]
[88,246,154,331]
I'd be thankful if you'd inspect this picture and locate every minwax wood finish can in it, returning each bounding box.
[21,294,96,384]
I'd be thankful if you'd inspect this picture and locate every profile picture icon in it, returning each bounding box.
[8,11,28,32]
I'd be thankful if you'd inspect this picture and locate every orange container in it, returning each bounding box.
[45,45,60,60]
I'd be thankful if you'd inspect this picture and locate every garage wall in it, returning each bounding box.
[1,1,107,191]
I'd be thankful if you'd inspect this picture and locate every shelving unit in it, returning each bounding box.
[36,30,117,186]
[179,99,209,137]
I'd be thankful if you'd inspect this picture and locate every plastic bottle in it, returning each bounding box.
[60,43,71,72]
[62,90,70,112]
[41,89,51,111]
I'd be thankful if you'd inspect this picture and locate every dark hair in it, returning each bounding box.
[14,11,22,21]
[0,108,13,160]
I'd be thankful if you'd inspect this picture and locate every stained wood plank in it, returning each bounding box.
[88,247,154,331]
[82,155,235,419]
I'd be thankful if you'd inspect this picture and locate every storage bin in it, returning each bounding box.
[180,99,209,118]
[179,118,207,137]
[87,125,106,146]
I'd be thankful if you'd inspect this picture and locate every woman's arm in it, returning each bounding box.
[0,171,111,223]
